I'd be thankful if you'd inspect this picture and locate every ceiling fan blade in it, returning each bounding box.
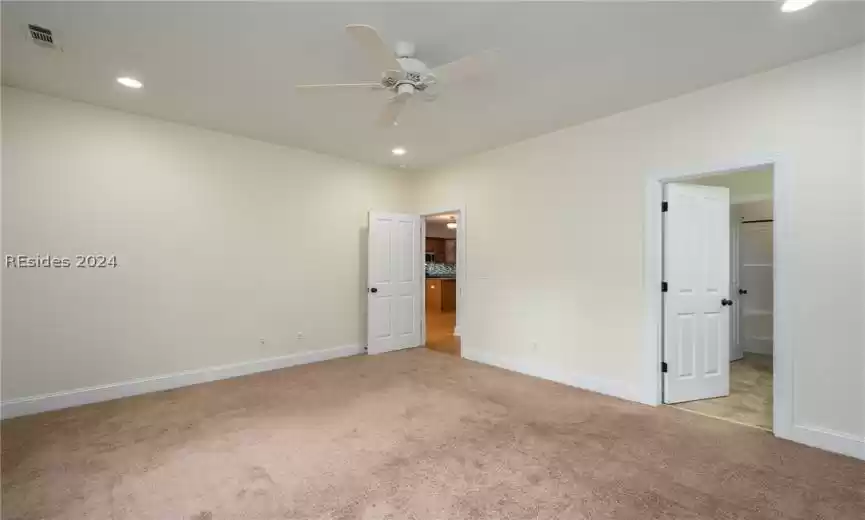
[433,48,498,84]
[418,90,439,103]
[295,82,382,90]
[378,91,411,127]
[345,24,402,73]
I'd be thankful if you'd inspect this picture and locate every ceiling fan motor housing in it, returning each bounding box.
[396,83,415,96]
[296,25,490,124]
[396,57,435,91]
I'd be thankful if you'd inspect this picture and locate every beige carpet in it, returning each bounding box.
[2,349,863,520]
[673,353,773,430]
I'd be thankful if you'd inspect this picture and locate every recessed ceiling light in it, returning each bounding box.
[392,147,406,156]
[116,76,142,89]
[781,0,819,13]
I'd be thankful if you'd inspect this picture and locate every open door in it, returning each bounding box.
[663,183,731,404]
[367,212,422,354]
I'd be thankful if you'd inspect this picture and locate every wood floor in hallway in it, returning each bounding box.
[672,353,773,430]
[425,310,460,356]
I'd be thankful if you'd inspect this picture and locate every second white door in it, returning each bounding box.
[367,212,422,354]
[663,183,731,404]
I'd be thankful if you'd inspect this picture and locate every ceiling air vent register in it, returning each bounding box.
[28,24,55,48]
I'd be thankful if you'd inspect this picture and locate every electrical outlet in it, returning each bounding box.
[296,332,304,340]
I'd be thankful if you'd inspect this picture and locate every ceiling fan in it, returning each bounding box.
[296,25,495,127]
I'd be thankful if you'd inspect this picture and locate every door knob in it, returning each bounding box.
[721,298,733,306]
[738,289,748,295]
[369,287,378,293]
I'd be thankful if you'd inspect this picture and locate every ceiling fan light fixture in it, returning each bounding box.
[781,0,819,12]
[446,220,457,230]
[116,76,142,89]
[295,24,498,127]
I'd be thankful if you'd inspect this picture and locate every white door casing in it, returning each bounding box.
[730,205,744,361]
[663,183,731,404]
[367,212,422,354]
[420,208,465,342]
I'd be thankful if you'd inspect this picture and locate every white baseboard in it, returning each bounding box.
[744,339,773,356]
[1,344,363,420]
[463,348,864,461]
[463,347,643,404]
[783,424,865,461]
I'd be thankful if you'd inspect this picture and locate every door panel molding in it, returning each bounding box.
[662,183,731,404]
[367,212,423,354]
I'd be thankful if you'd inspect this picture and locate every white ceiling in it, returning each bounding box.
[3,2,864,170]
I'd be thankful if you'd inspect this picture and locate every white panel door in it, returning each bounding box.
[663,183,731,404]
[367,212,422,354]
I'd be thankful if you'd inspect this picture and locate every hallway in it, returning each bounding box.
[673,354,773,430]
[425,311,460,356]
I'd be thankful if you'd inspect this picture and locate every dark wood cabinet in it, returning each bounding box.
[425,237,456,264]
[425,238,447,262]
[440,279,456,312]
[425,278,456,313]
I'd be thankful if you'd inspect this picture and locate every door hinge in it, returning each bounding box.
[661,281,668,292]
[661,201,668,212]
[661,362,668,373]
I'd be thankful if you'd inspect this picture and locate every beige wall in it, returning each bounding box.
[2,45,863,458]
[1,87,412,401]
[685,167,773,202]
[414,45,865,452]
[736,200,773,222]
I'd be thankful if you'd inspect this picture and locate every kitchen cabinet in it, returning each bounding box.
[444,240,456,264]
[425,238,447,262]
[425,279,442,312]
[426,278,456,313]
[441,279,456,312]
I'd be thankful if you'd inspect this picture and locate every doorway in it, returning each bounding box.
[661,166,775,431]
[365,209,464,356]
[422,212,461,356]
